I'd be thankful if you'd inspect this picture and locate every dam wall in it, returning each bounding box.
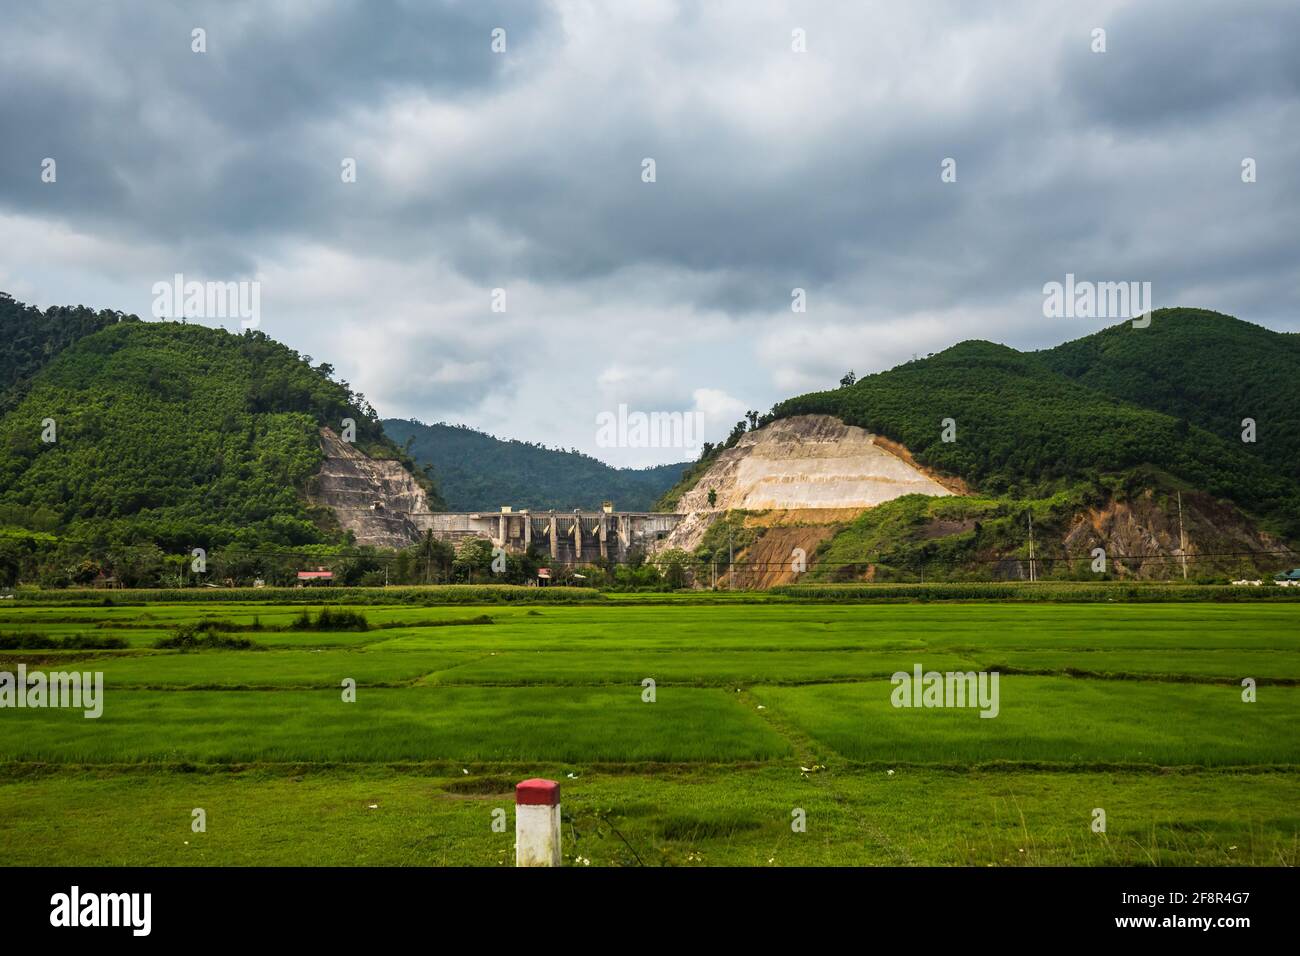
[410,510,683,565]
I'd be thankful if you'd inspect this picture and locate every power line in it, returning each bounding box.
[674,548,1297,568]
[38,541,1298,568]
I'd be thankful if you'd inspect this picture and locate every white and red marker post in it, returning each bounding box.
[515,778,562,867]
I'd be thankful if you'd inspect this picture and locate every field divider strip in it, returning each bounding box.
[414,651,505,685]
[978,664,1300,686]
[10,758,1292,782]
[734,686,827,767]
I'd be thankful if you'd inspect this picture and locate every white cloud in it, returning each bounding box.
[690,387,748,430]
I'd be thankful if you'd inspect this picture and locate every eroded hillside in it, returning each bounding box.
[308,427,433,549]
[801,481,1296,583]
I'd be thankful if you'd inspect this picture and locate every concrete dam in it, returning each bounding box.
[410,509,683,564]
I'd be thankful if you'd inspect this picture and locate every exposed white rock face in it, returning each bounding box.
[658,414,956,553]
[675,415,954,513]
[309,427,431,548]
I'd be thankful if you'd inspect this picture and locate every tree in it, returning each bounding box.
[707,488,718,509]
[656,549,691,589]
[108,543,165,588]
[453,538,495,583]
[839,370,856,388]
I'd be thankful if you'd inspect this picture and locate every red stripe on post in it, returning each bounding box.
[516,778,560,806]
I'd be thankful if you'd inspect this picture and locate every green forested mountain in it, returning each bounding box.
[0,292,129,413]
[1,295,1293,588]
[746,310,1299,538]
[1037,308,1300,482]
[383,419,689,512]
[0,314,439,559]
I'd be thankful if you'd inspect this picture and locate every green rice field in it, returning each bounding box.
[1,597,1296,866]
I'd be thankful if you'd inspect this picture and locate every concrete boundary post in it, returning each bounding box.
[516,778,561,866]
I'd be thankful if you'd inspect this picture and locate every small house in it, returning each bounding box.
[297,568,334,587]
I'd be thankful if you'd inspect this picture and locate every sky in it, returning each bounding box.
[2,0,1298,467]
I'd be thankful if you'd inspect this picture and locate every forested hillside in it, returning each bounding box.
[1037,308,1300,482]
[0,292,131,413]
[0,315,440,562]
[383,419,688,511]
[767,322,1298,538]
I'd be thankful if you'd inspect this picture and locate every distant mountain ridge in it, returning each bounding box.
[382,418,690,512]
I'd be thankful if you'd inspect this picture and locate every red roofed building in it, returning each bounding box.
[296,568,334,586]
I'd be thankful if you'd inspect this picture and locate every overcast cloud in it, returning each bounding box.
[2,0,1297,466]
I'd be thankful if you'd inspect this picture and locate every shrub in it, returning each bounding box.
[0,632,128,650]
[155,623,261,650]
[290,607,369,631]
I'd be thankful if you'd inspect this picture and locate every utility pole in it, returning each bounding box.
[729,526,735,591]
[1027,511,1037,583]
[1177,490,1188,580]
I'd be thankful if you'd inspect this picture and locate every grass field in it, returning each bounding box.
[1,597,1297,866]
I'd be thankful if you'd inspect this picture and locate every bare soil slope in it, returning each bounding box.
[308,427,432,548]
[676,415,953,513]
[664,415,954,553]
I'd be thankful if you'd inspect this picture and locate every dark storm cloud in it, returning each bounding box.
[0,0,553,244]
[1,0,1298,459]
[1061,0,1300,131]
[5,0,1297,313]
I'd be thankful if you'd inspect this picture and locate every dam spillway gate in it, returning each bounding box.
[406,510,684,565]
